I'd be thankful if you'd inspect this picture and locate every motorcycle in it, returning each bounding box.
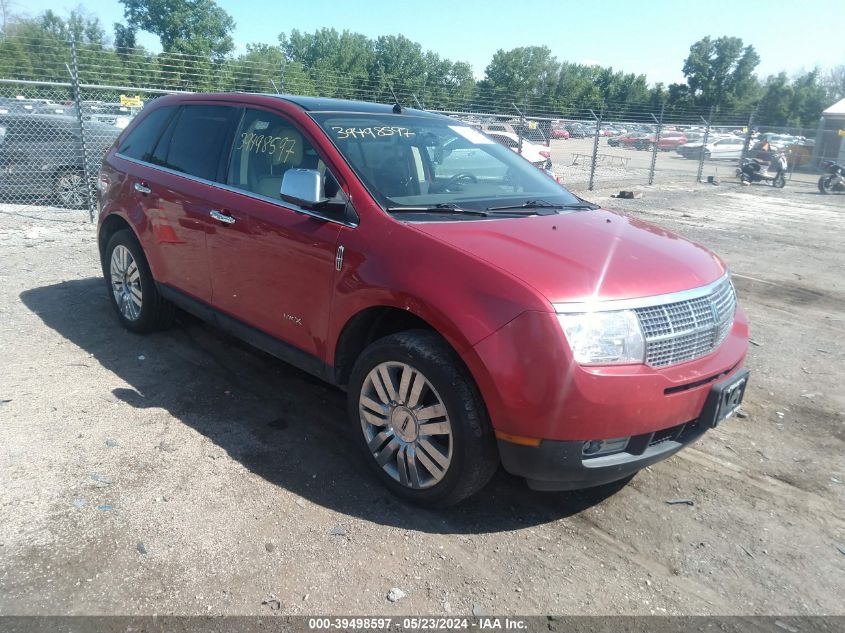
[737,153,787,188]
[817,160,845,194]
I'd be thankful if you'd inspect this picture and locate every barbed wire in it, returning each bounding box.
[0,35,816,130]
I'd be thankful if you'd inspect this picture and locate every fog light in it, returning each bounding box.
[582,437,630,457]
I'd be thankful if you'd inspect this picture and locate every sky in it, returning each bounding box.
[12,0,845,86]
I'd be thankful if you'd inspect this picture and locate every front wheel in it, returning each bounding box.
[347,330,499,507]
[773,172,786,188]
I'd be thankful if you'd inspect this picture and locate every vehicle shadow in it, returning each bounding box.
[20,278,624,534]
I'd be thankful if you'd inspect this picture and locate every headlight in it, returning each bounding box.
[557,310,645,365]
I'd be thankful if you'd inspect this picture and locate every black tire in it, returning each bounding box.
[818,175,833,194]
[773,172,786,189]
[103,229,175,333]
[347,330,499,507]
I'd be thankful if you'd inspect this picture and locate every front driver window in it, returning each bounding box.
[227,108,341,204]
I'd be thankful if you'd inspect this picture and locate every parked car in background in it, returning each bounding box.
[634,131,688,151]
[96,92,749,506]
[515,125,549,146]
[564,123,592,139]
[481,122,548,147]
[679,131,706,145]
[551,125,570,139]
[82,102,139,129]
[677,136,745,160]
[611,132,649,148]
[486,131,552,169]
[0,114,120,208]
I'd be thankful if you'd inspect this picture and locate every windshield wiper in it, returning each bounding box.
[485,199,563,213]
[559,202,600,210]
[486,199,600,212]
[386,203,489,217]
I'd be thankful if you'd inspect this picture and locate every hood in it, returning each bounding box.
[412,208,726,305]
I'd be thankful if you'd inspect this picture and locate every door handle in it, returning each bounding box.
[209,209,236,225]
[133,182,151,194]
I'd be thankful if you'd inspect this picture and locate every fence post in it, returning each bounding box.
[67,36,95,222]
[648,103,664,185]
[588,106,603,191]
[697,106,714,183]
[513,102,525,156]
[740,111,755,169]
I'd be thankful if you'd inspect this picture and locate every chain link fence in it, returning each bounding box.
[0,36,840,218]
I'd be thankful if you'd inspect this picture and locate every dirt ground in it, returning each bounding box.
[0,178,843,617]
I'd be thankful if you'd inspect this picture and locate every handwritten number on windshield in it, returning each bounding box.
[331,126,414,140]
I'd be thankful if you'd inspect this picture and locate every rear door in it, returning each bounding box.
[206,106,346,362]
[121,103,240,303]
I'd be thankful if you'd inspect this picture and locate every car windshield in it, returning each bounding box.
[310,112,580,215]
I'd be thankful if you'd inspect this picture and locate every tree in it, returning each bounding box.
[277,28,473,107]
[484,46,559,103]
[757,69,830,127]
[1,0,15,34]
[280,28,374,99]
[226,42,284,93]
[114,23,137,54]
[681,36,761,111]
[822,65,845,103]
[119,0,235,60]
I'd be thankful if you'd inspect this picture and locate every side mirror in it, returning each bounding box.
[280,169,327,209]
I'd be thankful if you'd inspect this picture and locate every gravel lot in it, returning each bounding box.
[0,180,843,616]
[548,137,820,191]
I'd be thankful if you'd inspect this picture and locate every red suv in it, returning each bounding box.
[97,94,749,506]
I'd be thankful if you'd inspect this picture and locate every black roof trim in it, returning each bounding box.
[262,94,445,119]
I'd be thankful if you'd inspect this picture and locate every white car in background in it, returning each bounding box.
[484,131,552,169]
[677,136,746,160]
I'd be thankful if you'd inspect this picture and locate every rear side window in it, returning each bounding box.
[154,105,240,181]
[118,106,175,161]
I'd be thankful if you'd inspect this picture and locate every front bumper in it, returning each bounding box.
[498,417,708,491]
[461,308,749,441]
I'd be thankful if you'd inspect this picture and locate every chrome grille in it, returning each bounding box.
[635,277,736,368]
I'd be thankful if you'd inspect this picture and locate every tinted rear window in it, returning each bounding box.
[157,105,240,180]
[118,106,176,161]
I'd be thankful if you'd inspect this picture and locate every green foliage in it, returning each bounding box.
[681,36,761,112]
[119,0,235,60]
[757,69,830,127]
[0,9,837,127]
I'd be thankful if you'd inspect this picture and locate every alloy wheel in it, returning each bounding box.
[56,171,87,208]
[110,245,142,321]
[359,361,453,489]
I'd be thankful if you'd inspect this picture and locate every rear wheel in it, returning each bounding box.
[347,330,499,507]
[818,175,834,194]
[104,229,175,333]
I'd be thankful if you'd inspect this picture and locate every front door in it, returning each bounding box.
[206,107,346,362]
